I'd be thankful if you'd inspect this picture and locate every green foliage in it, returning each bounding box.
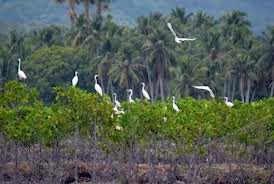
[0,81,273,155]
[24,46,88,101]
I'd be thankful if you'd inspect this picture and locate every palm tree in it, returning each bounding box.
[230,50,257,103]
[108,46,145,90]
[147,34,173,100]
[171,7,193,24]
[172,56,207,97]
[90,0,111,17]
[257,26,274,97]
[220,11,251,47]
[54,0,78,23]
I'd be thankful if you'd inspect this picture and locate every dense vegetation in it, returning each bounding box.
[1,4,274,102]
[0,81,273,183]
[0,1,274,183]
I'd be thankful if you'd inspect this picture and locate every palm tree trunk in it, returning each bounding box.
[83,0,90,19]
[270,82,274,97]
[245,78,251,103]
[231,77,236,100]
[96,0,102,17]
[68,0,77,23]
[223,78,227,97]
[159,76,164,102]
[240,76,245,103]
[155,79,160,100]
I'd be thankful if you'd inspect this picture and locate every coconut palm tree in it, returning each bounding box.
[171,7,193,24]
[172,56,207,97]
[54,0,78,23]
[257,26,274,97]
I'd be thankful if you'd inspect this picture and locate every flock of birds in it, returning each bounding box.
[16,22,234,119]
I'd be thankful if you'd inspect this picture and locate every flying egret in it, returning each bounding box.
[224,97,234,107]
[172,96,180,112]
[94,74,103,96]
[192,86,215,98]
[72,71,78,87]
[167,22,196,43]
[113,93,121,107]
[126,89,135,103]
[141,82,150,101]
[17,59,27,80]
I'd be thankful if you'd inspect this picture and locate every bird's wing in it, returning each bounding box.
[173,104,179,112]
[72,76,78,86]
[178,37,197,41]
[192,86,209,90]
[95,84,103,96]
[19,71,27,79]
[143,90,150,100]
[116,100,121,107]
[167,22,178,37]
[193,85,214,97]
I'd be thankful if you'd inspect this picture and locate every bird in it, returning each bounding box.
[72,71,78,87]
[224,97,234,107]
[113,104,125,115]
[113,93,121,107]
[94,75,103,96]
[167,22,196,43]
[126,89,135,103]
[192,86,215,98]
[17,58,27,80]
[115,125,123,131]
[172,96,180,112]
[141,83,150,101]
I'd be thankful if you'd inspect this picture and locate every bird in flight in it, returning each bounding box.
[167,22,196,43]
[192,86,215,98]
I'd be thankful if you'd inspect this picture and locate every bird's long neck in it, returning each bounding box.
[18,60,21,71]
[95,77,97,84]
[173,98,175,104]
[142,84,145,91]
[114,94,117,101]
[129,92,132,101]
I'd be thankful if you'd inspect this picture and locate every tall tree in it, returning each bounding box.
[54,0,78,23]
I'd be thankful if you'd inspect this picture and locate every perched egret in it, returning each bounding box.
[192,86,215,98]
[126,89,135,103]
[115,125,123,131]
[113,104,125,115]
[17,59,27,80]
[94,74,103,96]
[113,93,121,107]
[141,82,150,101]
[167,22,196,43]
[72,71,78,87]
[224,97,234,107]
[172,96,180,112]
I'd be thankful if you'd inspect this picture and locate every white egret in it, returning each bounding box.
[141,82,150,101]
[192,86,215,98]
[94,74,103,96]
[224,97,234,107]
[126,89,135,103]
[167,22,196,43]
[17,59,27,80]
[72,71,78,87]
[113,104,125,115]
[172,96,180,112]
[113,93,121,108]
[115,125,123,131]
